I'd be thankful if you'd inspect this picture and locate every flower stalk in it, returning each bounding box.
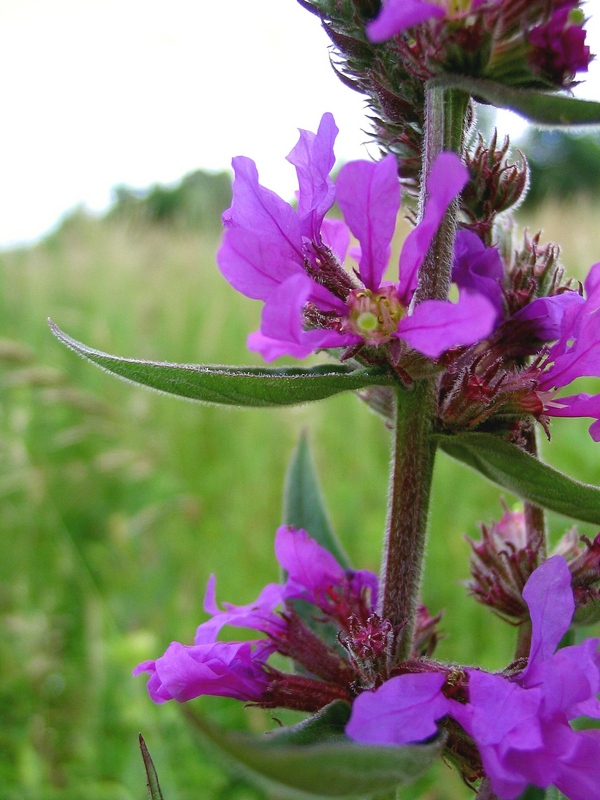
[381,86,471,661]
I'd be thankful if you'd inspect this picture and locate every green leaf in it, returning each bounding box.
[283,431,350,568]
[435,432,600,524]
[49,321,395,408]
[139,734,165,800]
[432,76,600,126]
[545,788,568,800]
[515,786,547,800]
[183,701,443,799]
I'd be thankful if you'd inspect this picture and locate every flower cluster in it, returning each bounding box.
[438,247,600,440]
[346,556,600,800]
[217,113,497,365]
[367,0,592,89]
[217,113,600,442]
[136,526,600,799]
[468,505,600,625]
[135,526,411,711]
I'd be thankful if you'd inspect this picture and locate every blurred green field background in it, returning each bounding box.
[2,185,600,800]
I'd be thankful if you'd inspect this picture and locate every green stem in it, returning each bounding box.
[379,383,437,659]
[413,86,470,304]
[515,426,548,661]
[379,86,470,661]
[522,425,548,561]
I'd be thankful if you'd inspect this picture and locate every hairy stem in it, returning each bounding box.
[380,86,470,662]
[413,86,470,304]
[515,425,548,660]
[379,382,437,658]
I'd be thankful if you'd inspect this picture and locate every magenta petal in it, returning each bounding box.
[336,155,400,291]
[526,639,600,718]
[345,673,450,745]
[464,670,543,748]
[247,331,311,362]
[522,556,574,675]
[249,273,345,361]
[452,230,504,318]
[399,153,469,301]
[217,156,303,299]
[148,640,270,703]
[397,291,496,358]
[275,526,346,604]
[366,0,445,43]
[543,392,600,441]
[286,112,338,239]
[555,731,600,800]
[321,218,351,262]
[514,292,585,342]
[198,576,284,642]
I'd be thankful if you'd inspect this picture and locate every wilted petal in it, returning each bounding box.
[397,291,496,358]
[199,574,285,641]
[366,0,445,43]
[336,155,400,291]
[345,672,450,745]
[399,153,469,301]
[135,640,271,704]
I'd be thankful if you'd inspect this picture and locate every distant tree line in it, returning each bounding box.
[110,169,232,231]
[99,130,600,236]
[519,129,600,208]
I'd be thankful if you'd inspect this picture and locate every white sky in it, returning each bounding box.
[1,0,599,248]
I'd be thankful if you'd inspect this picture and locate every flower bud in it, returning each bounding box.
[466,506,542,621]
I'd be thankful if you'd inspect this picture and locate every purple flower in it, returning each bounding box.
[366,0,445,43]
[345,557,600,799]
[276,526,378,629]
[133,639,274,704]
[134,526,379,707]
[218,115,497,363]
[459,557,600,799]
[528,4,592,86]
[535,262,600,438]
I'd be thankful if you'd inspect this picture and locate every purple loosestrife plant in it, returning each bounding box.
[49,0,600,798]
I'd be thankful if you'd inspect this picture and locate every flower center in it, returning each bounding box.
[344,286,405,345]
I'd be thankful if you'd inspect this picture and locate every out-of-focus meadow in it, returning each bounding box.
[3,133,600,800]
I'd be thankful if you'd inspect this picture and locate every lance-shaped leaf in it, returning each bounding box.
[49,321,395,408]
[435,432,600,524]
[139,735,165,800]
[432,76,600,127]
[183,700,444,799]
[283,431,350,568]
